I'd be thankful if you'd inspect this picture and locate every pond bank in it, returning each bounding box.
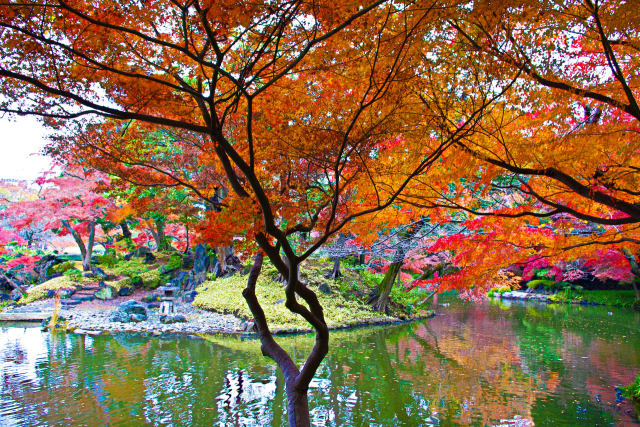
[1,297,432,337]
[2,299,638,426]
[498,289,639,309]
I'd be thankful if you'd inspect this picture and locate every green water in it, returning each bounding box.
[1,299,639,426]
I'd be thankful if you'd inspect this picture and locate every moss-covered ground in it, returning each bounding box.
[548,289,639,308]
[193,258,434,331]
[14,252,434,331]
[20,275,88,305]
[16,253,171,305]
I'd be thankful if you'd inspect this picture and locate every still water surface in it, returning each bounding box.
[1,299,639,426]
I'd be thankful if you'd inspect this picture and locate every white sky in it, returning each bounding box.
[0,116,53,182]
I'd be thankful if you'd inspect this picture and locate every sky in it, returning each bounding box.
[0,116,53,182]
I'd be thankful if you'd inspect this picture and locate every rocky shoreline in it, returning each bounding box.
[498,290,601,306]
[2,298,433,337]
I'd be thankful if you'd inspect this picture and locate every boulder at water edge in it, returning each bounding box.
[118,285,134,297]
[183,290,198,303]
[159,314,187,324]
[110,299,148,323]
[9,288,23,302]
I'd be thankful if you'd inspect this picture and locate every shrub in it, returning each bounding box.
[527,279,556,291]
[52,261,75,274]
[622,373,640,401]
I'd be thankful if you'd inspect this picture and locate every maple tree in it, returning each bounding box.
[7,167,114,271]
[106,180,201,252]
[0,1,512,423]
[400,0,640,246]
[4,0,636,424]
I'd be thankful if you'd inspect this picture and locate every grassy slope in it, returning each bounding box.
[193,259,397,331]
[17,256,168,305]
[13,253,435,330]
[20,275,88,305]
[549,289,638,308]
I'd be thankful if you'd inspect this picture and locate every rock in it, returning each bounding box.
[110,299,148,323]
[181,254,195,270]
[242,321,255,332]
[146,302,160,309]
[275,298,284,305]
[36,254,66,282]
[159,314,187,324]
[169,271,191,290]
[74,329,102,336]
[144,252,156,264]
[9,288,23,302]
[318,283,332,295]
[82,271,94,278]
[41,314,68,328]
[60,288,76,298]
[94,286,115,300]
[118,286,134,297]
[183,290,197,303]
[210,259,223,278]
[129,313,146,322]
[92,266,108,279]
[126,246,152,260]
[191,244,210,287]
[141,294,160,303]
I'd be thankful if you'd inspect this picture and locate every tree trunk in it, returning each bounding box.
[242,246,328,427]
[119,221,132,240]
[621,249,640,301]
[184,223,190,253]
[372,261,402,312]
[151,218,169,251]
[61,219,92,271]
[82,220,96,272]
[285,386,311,427]
[328,257,342,279]
[370,219,427,312]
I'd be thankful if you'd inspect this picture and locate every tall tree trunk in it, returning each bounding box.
[328,257,341,279]
[61,219,93,271]
[327,234,347,279]
[242,244,328,427]
[372,261,402,312]
[622,249,640,301]
[184,223,190,253]
[82,220,96,272]
[120,221,132,240]
[370,219,426,312]
[150,218,169,251]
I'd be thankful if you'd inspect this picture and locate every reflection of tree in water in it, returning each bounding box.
[2,301,640,426]
[1,327,42,424]
[497,301,640,425]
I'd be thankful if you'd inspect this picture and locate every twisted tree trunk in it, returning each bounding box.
[242,244,328,427]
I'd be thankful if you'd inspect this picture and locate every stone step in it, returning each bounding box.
[60,298,82,306]
[80,286,101,291]
[74,290,98,295]
[0,311,52,321]
[69,295,94,302]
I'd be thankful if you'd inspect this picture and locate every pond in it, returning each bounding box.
[1,299,639,426]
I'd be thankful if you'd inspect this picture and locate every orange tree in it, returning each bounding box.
[0,1,519,424]
[372,0,640,296]
[434,0,640,227]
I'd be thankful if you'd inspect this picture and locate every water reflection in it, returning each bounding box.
[1,300,639,426]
